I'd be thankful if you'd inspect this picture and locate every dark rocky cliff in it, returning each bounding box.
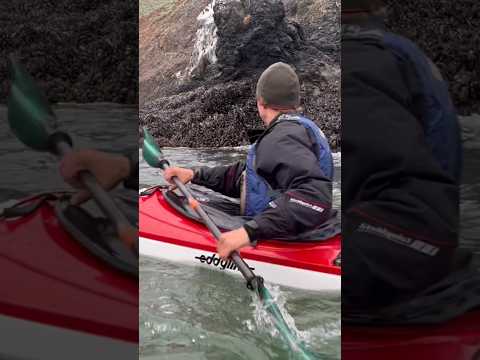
[0,1,138,104]
[140,0,341,149]
[385,0,480,115]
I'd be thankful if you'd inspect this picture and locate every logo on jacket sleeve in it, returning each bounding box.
[289,197,325,213]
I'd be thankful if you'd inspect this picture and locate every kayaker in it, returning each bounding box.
[60,150,139,249]
[342,0,462,310]
[164,62,334,260]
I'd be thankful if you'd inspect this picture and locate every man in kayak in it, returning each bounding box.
[164,62,334,259]
[342,0,462,310]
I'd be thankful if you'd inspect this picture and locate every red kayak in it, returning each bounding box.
[139,186,341,291]
[139,187,480,358]
[0,193,138,359]
[343,310,480,360]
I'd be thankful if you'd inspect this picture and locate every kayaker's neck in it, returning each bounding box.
[257,96,298,127]
[260,108,298,127]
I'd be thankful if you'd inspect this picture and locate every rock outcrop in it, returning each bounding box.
[385,0,480,115]
[0,0,138,104]
[140,0,340,149]
[212,0,302,78]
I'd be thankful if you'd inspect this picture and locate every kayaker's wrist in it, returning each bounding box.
[243,220,260,246]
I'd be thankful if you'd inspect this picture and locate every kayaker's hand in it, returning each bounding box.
[60,150,131,205]
[218,228,251,260]
[163,167,194,189]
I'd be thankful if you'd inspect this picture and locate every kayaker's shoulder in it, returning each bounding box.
[263,119,312,144]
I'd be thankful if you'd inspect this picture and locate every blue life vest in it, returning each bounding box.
[245,114,333,217]
[382,33,463,182]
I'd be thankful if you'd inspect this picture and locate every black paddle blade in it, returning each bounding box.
[7,55,57,151]
[142,127,163,168]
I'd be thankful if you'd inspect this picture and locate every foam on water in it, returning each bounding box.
[247,284,311,342]
[185,0,219,79]
[243,284,340,359]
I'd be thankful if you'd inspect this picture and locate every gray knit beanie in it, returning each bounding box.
[256,62,300,109]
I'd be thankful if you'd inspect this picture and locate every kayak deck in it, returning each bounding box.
[0,196,138,343]
[343,310,480,360]
[139,189,341,291]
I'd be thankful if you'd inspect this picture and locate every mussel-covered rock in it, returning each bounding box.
[0,0,138,104]
[385,0,480,115]
[140,0,341,149]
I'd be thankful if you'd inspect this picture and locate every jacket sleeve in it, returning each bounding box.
[191,161,246,198]
[244,123,333,241]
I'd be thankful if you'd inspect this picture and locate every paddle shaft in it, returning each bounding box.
[167,172,316,359]
[55,141,132,232]
[162,165,258,286]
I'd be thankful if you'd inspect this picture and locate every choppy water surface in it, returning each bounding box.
[140,258,340,360]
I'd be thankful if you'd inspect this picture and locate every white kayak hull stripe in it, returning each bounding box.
[140,237,340,292]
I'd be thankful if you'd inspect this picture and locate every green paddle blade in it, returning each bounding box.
[142,127,163,168]
[7,55,57,151]
[258,286,319,360]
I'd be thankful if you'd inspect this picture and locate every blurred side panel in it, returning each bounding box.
[0,1,139,359]
[341,1,480,359]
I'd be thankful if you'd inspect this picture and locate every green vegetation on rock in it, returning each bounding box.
[140,0,176,17]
